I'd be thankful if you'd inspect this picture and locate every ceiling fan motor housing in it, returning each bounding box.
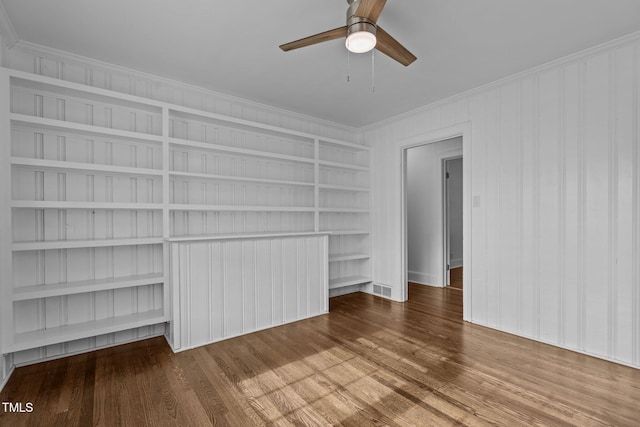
[347,0,377,37]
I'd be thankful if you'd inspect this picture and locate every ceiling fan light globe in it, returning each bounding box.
[345,31,377,53]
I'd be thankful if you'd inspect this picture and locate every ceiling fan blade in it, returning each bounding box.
[355,0,387,23]
[375,26,417,66]
[280,26,347,51]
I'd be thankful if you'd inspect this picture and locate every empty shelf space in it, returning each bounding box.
[12,273,164,301]
[9,309,168,353]
[11,157,163,177]
[10,113,163,143]
[11,201,163,210]
[318,160,369,171]
[319,208,369,213]
[318,184,369,192]
[10,71,165,111]
[169,138,315,164]
[319,139,370,152]
[329,276,371,290]
[12,237,164,251]
[169,171,314,187]
[328,253,370,262]
[327,230,370,235]
[169,204,315,212]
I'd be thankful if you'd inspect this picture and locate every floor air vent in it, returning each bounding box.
[373,284,392,298]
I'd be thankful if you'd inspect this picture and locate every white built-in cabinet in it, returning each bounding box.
[0,68,370,357]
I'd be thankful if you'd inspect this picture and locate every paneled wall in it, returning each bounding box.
[364,34,640,368]
[168,234,328,351]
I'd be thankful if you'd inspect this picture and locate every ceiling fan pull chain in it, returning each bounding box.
[372,49,375,93]
[347,50,351,83]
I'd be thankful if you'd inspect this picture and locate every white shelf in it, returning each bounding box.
[327,230,370,235]
[170,105,320,143]
[319,139,370,151]
[319,208,369,213]
[10,69,166,110]
[12,157,163,177]
[329,276,371,290]
[329,253,370,262]
[9,309,168,353]
[167,231,328,242]
[12,237,163,251]
[10,113,163,143]
[12,273,164,301]
[12,201,163,210]
[169,170,314,187]
[169,137,315,164]
[318,184,369,192]
[319,160,369,171]
[169,204,315,212]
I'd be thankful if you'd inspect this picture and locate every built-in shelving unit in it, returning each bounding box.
[0,68,370,359]
[318,139,371,291]
[2,69,166,358]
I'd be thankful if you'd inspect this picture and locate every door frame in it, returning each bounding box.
[442,155,463,287]
[400,123,472,321]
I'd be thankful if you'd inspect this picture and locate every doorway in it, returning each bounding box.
[405,137,462,289]
[399,123,471,320]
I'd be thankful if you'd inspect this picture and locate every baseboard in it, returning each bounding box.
[11,333,166,368]
[171,311,329,353]
[408,271,443,287]
[467,320,640,370]
[450,258,463,268]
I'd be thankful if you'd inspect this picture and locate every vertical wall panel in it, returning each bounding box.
[169,234,328,351]
[583,53,611,357]
[537,69,561,344]
[613,45,635,362]
[497,82,520,333]
[484,90,501,329]
[561,62,581,350]
[469,94,488,322]
[224,241,243,337]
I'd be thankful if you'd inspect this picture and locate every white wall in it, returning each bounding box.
[365,33,640,369]
[447,157,464,268]
[407,137,462,286]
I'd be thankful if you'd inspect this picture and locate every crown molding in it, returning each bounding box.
[0,1,18,48]
[361,29,640,134]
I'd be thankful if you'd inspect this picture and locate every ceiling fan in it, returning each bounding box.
[279,0,417,66]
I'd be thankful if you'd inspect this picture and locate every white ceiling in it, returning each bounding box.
[3,0,640,127]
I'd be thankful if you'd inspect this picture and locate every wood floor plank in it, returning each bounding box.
[1,284,640,426]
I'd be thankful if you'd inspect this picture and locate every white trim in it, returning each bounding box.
[0,2,17,49]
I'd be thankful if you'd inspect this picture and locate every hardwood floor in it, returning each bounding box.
[449,267,463,290]
[2,284,639,426]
